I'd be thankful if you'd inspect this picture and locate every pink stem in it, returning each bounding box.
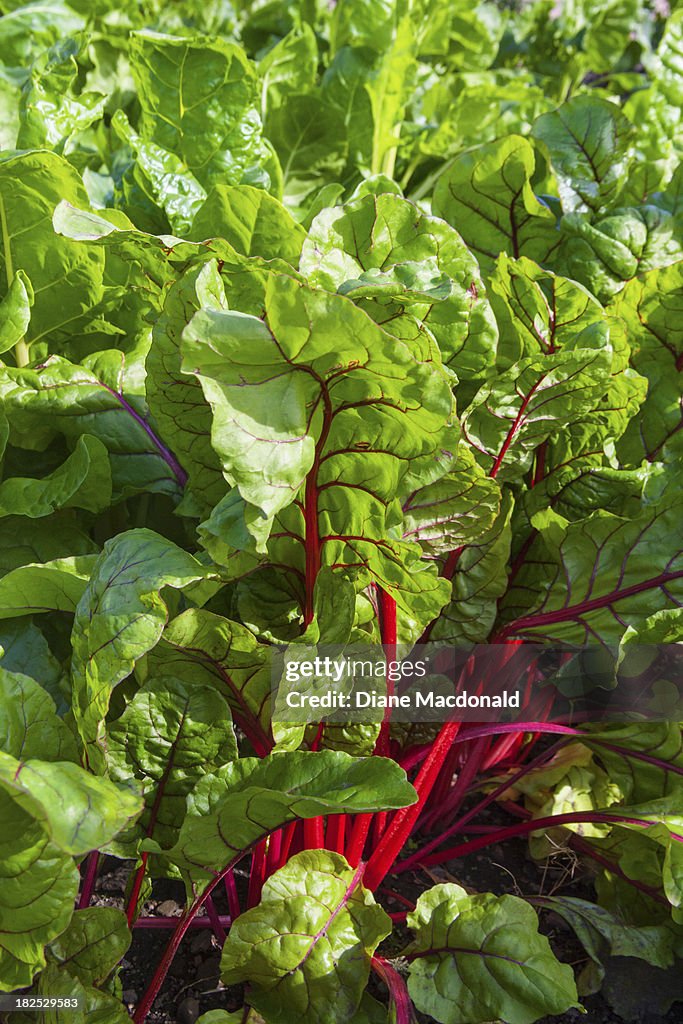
[393,811,679,874]
[204,895,228,944]
[78,851,100,910]
[372,957,415,1024]
[224,870,241,921]
[134,915,232,929]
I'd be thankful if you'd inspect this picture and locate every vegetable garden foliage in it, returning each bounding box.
[0,0,683,1021]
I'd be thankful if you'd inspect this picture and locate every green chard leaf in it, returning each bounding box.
[221,851,391,1024]
[0,752,142,855]
[189,185,306,263]
[17,37,105,154]
[0,668,78,762]
[0,790,78,991]
[129,31,277,194]
[0,152,104,349]
[432,136,559,275]
[162,750,416,880]
[0,555,96,621]
[0,269,32,357]
[0,2,84,67]
[70,529,210,767]
[612,263,683,465]
[405,883,579,1024]
[429,488,512,644]
[181,271,455,628]
[300,191,498,379]
[45,907,131,988]
[463,348,614,482]
[147,608,273,757]
[0,434,112,518]
[105,675,238,851]
[532,95,634,214]
[0,355,186,499]
[402,444,500,557]
[499,495,683,644]
[488,254,610,367]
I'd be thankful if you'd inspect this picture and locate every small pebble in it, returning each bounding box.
[157,899,181,917]
[177,996,200,1024]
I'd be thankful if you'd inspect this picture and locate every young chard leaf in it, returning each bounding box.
[404,883,580,1024]
[0,669,78,762]
[221,850,391,1024]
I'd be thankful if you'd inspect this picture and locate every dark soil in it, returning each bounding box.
[96,827,683,1024]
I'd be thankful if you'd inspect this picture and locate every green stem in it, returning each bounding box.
[14,338,29,368]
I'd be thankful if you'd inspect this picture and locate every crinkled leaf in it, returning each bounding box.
[500,497,683,644]
[612,263,683,464]
[532,95,634,214]
[363,16,416,177]
[145,261,229,510]
[489,254,609,367]
[12,960,131,1024]
[402,444,500,557]
[0,790,78,992]
[112,109,207,236]
[70,529,210,766]
[432,136,558,274]
[463,348,613,482]
[405,883,579,1024]
[106,676,237,850]
[0,515,96,577]
[129,31,276,193]
[301,191,497,378]
[431,490,512,644]
[149,608,273,756]
[0,152,103,346]
[221,851,391,1024]
[652,8,683,108]
[0,669,77,762]
[557,206,683,302]
[182,274,454,622]
[583,721,683,804]
[163,750,416,879]
[17,37,105,154]
[0,619,65,709]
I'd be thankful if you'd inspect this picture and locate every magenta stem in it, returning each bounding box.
[100,383,188,487]
[134,915,232,929]
[77,851,100,910]
[204,895,228,944]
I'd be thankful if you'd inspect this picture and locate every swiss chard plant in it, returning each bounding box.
[0,1,682,1023]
